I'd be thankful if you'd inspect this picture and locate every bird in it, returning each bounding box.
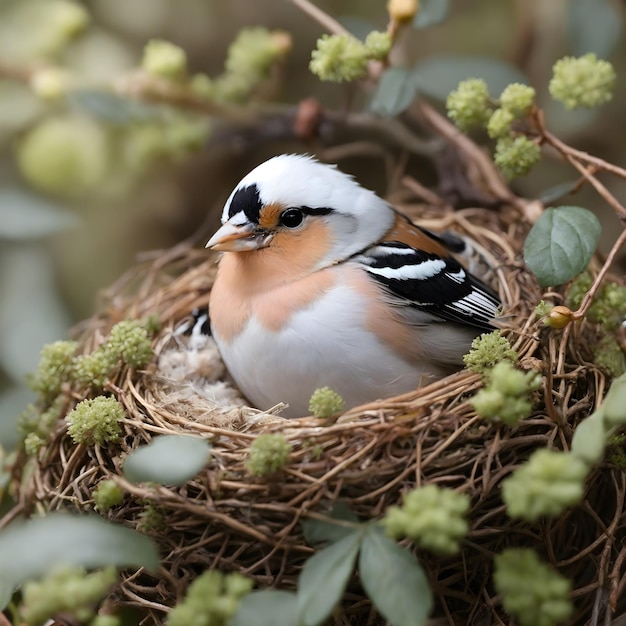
[206,154,501,418]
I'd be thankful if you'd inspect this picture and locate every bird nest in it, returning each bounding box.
[11,190,626,625]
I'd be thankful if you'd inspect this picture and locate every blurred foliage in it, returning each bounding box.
[0,1,626,622]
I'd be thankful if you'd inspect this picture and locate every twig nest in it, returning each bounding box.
[12,202,626,625]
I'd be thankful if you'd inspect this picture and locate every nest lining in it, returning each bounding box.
[12,200,626,625]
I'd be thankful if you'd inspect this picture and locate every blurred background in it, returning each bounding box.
[0,0,625,435]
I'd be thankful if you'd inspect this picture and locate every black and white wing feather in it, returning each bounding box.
[355,241,500,330]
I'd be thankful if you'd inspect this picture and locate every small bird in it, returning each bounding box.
[207,154,500,418]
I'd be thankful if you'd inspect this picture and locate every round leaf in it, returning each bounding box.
[297,529,362,626]
[359,526,432,626]
[0,513,159,590]
[369,67,420,117]
[412,56,528,101]
[231,590,299,626]
[571,413,606,465]
[523,206,600,287]
[413,0,449,29]
[123,434,211,485]
[0,189,78,240]
[302,501,360,546]
[567,0,622,58]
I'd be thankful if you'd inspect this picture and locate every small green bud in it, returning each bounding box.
[310,34,369,82]
[308,386,345,418]
[246,434,291,476]
[486,108,514,139]
[588,282,626,330]
[30,340,78,401]
[137,501,164,533]
[142,39,187,80]
[566,271,592,310]
[189,73,215,101]
[106,320,153,369]
[446,79,492,131]
[17,116,110,197]
[502,449,588,521]
[72,349,117,389]
[499,83,535,117]
[534,300,553,319]
[49,0,89,39]
[549,53,615,110]
[364,31,392,61]
[463,331,518,375]
[494,135,541,180]
[65,396,125,446]
[24,432,45,456]
[30,68,71,101]
[19,565,116,626]
[93,479,124,511]
[166,571,252,626]
[594,336,625,377]
[494,549,573,626]
[383,485,470,555]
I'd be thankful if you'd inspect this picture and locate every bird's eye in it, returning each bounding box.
[279,208,304,228]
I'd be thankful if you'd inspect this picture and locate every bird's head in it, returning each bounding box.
[206,154,395,269]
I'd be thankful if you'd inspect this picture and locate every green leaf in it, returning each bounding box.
[537,180,579,206]
[413,0,450,29]
[0,189,78,240]
[0,245,72,382]
[567,0,622,58]
[369,67,420,117]
[123,435,211,485]
[69,89,161,124]
[571,412,607,465]
[0,386,34,450]
[412,56,527,101]
[359,525,432,626]
[523,206,601,287]
[231,590,299,626]
[297,529,362,626]
[602,372,626,427]
[0,513,159,590]
[302,501,360,545]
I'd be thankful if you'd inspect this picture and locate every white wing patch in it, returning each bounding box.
[365,258,447,281]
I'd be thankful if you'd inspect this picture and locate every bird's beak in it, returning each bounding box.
[206,220,271,252]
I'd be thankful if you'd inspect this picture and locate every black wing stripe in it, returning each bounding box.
[356,241,500,330]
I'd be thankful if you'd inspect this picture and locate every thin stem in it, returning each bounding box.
[574,226,626,319]
[288,0,350,36]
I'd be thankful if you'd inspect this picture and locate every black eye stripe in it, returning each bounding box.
[228,184,263,222]
[300,206,333,216]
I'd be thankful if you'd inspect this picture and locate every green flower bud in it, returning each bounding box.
[142,39,187,80]
[310,34,369,82]
[494,135,541,180]
[106,320,153,369]
[17,116,110,197]
[49,0,89,39]
[29,340,78,401]
[364,31,392,60]
[593,336,625,377]
[489,361,541,397]
[308,386,345,418]
[534,300,554,319]
[65,396,125,446]
[499,83,535,117]
[463,331,518,375]
[549,53,615,110]
[167,571,252,626]
[487,108,514,139]
[446,79,492,131]
[588,282,626,330]
[566,271,592,310]
[19,565,116,626]
[93,479,124,511]
[383,484,469,555]
[246,434,291,476]
[72,349,117,389]
[30,67,71,101]
[137,501,164,533]
[502,449,588,521]
[494,549,573,626]
[24,432,45,456]
[189,73,215,101]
